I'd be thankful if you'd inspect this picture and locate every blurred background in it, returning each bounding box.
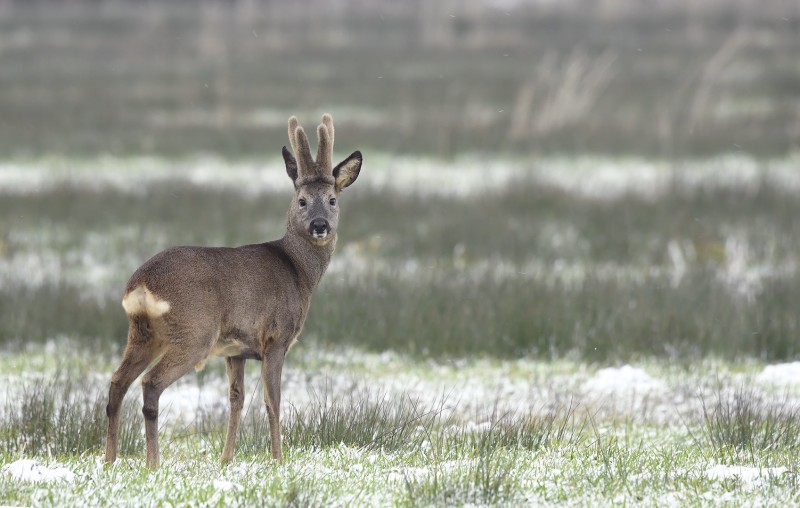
[1,0,798,159]
[1,0,800,362]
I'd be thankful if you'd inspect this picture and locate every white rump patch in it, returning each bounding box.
[122,285,171,317]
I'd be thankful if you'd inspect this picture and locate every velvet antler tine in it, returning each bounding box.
[316,124,332,172]
[287,116,299,156]
[321,113,334,148]
[293,126,316,175]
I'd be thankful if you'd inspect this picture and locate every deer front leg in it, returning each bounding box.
[221,356,245,464]
[261,344,286,461]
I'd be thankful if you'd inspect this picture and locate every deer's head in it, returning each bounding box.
[282,114,361,246]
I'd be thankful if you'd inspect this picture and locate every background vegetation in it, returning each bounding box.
[3,176,800,362]
[0,0,798,158]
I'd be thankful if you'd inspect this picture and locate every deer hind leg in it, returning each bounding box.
[106,317,159,465]
[141,343,211,469]
[221,356,245,464]
[262,343,286,461]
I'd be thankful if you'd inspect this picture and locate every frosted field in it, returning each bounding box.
[3,154,800,506]
[3,345,800,506]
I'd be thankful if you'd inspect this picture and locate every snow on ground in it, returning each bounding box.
[276,354,800,426]
[159,382,228,423]
[533,153,800,201]
[756,362,800,388]
[0,155,521,198]
[0,157,289,197]
[5,347,800,432]
[1,459,75,483]
[577,365,671,422]
[65,356,783,428]
[212,479,244,492]
[4,345,800,433]
[704,465,788,491]
[1,153,799,198]
[3,352,800,506]
[581,365,665,397]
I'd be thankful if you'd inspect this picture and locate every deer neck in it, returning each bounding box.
[278,226,336,293]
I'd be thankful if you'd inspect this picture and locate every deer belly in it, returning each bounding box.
[210,330,260,359]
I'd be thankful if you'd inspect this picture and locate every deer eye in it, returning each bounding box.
[298,198,307,208]
[329,198,337,206]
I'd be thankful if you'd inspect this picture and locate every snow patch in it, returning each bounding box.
[705,465,788,490]
[5,153,798,199]
[533,154,800,202]
[213,479,244,492]
[756,363,800,387]
[0,155,521,198]
[2,459,75,483]
[157,381,227,423]
[582,365,665,396]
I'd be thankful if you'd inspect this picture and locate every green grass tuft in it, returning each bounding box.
[701,388,800,461]
[0,376,142,457]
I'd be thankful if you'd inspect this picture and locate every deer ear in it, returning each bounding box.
[282,146,298,182]
[332,151,362,192]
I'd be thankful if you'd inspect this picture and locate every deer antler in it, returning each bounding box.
[286,114,336,181]
[317,113,334,170]
[287,116,299,155]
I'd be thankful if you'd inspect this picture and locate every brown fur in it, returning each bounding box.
[105,114,363,468]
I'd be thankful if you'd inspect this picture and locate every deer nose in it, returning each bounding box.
[310,219,330,236]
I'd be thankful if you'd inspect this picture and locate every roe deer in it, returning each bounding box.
[104,114,362,468]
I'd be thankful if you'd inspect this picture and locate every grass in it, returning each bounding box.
[312,267,800,361]
[195,388,442,455]
[700,388,800,461]
[2,356,800,506]
[402,444,517,506]
[3,167,800,362]
[0,374,143,457]
[282,390,435,453]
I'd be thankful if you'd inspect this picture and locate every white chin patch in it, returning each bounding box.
[312,231,328,240]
